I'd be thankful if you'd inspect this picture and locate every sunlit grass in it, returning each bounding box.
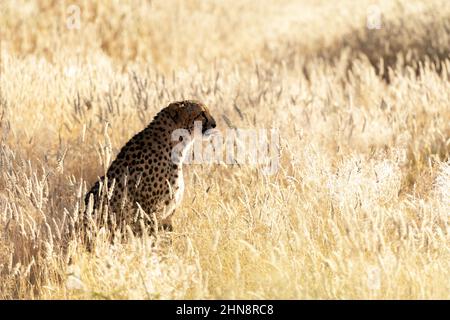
[0,0,449,299]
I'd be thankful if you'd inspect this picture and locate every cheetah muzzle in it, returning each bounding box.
[81,100,216,245]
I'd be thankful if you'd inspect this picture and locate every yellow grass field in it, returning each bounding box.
[0,0,449,299]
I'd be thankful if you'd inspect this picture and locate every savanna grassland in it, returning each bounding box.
[0,0,449,299]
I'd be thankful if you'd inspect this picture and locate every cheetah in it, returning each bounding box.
[81,100,216,243]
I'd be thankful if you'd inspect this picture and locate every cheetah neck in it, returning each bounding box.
[143,111,192,168]
[145,112,179,142]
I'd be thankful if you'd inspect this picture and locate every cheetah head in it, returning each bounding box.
[166,100,217,135]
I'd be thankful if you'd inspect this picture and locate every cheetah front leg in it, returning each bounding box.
[159,216,173,232]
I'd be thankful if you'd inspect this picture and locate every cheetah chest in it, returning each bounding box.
[161,171,184,219]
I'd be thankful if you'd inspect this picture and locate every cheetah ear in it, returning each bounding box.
[167,108,180,123]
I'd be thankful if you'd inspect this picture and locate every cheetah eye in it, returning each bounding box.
[197,111,208,124]
[179,136,183,142]
[193,111,203,122]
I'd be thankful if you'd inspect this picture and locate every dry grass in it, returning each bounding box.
[0,0,449,299]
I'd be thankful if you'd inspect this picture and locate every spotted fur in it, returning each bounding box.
[81,100,216,242]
